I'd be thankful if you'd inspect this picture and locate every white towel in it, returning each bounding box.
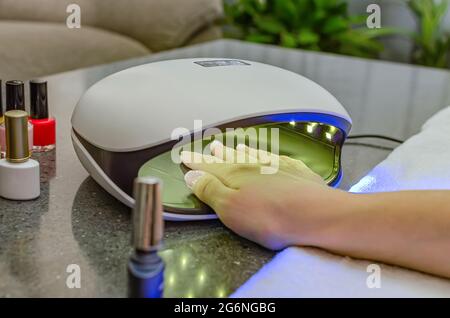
[232,106,450,298]
[350,106,450,193]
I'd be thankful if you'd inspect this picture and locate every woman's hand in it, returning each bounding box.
[181,140,450,278]
[181,141,350,250]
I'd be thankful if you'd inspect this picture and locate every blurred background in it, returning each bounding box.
[0,0,449,81]
[223,0,450,68]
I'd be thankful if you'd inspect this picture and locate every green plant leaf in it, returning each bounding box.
[294,0,312,16]
[254,15,286,34]
[280,32,298,47]
[313,9,327,22]
[274,0,299,26]
[237,0,258,17]
[356,27,404,39]
[322,16,349,34]
[313,0,339,10]
[297,29,320,45]
[407,0,450,68]
[349,14,369,26]
[337,30,384,56]
[245,32,276,44]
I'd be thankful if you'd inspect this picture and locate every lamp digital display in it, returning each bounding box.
[194,60,251,67]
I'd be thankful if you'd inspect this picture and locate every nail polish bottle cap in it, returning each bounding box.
[6,80,25,111]
[30,80,49,119]
[5,110,30,163]
[132,177,164,252]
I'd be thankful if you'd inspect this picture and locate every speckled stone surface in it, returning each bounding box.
[1,40,448,297]
[71,177,274,298]
[0,147,275,298]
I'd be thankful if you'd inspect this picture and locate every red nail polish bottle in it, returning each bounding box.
[29,80,56,152]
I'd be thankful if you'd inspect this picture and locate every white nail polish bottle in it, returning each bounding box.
[0,80,34,156]
[0,110,40,200]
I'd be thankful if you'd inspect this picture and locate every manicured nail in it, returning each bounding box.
[210,140,223,154]
[181,151,195,164]
[184,170,205,189]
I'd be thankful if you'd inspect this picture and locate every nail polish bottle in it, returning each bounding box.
[29,80,56,152]
[0,80,33,156]
[0,110,40,200]
[6,80,25,111]
[128,177,165,298]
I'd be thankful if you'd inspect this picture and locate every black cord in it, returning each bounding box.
[347,134,404,144]
[344,141,396,151]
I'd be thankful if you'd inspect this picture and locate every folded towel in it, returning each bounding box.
[232,247,450,297]
[350,106,450,192]
[232,106,450,298]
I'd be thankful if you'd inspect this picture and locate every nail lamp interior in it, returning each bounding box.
[71,58,352,221]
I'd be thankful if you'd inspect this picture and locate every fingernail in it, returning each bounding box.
[180,151,191,163]
[184,170,205,189]
[210,140,223,154]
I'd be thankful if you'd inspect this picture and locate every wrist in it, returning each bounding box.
[293,188,361,248]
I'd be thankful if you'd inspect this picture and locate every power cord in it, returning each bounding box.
[346,134,404,144]
[344,142,396,151]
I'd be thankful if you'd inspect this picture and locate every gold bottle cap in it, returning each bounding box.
[132,177,164,252]
[5,110,30,163]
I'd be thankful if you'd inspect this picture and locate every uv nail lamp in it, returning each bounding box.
[71,58,352,221]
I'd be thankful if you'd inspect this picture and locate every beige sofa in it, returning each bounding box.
[0,0,223,79]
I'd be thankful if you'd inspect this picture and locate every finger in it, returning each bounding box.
[209,140,254,164]
[210,140,235,162]
[181,151,261,188]
[181,151,232,178]
[236,144,278,164]
[180,150,223,166]
[235,144,321,179]
[184,170,235,213]
[236,144,312,171]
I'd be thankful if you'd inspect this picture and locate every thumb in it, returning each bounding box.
[184,170,235,214]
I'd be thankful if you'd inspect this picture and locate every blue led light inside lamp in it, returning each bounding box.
[264,112,348,189]
[265,112,351,136]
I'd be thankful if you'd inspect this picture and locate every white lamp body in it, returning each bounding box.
[71,58,352,221]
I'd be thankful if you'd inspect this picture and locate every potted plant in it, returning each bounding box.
[408,0,450,68]
[224,0,397,59]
